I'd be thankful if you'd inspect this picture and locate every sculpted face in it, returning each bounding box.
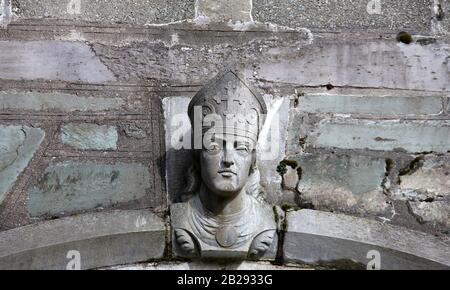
[200,135,255,197]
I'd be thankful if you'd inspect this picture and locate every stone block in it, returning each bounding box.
[0,41,115,83]
[14,0,194,25]
[310,119,450,153]
[196,0,252,23]
[0,0,11,28]
[27,161,152,217]
[295,153,389,216]
[284,209,450,270]
[439,0,450,34]
[0,90,125,113]
[162,96,192,203]
[408,200,450,228]
[397,156,450,200]
[0,210,165,270]
[0,125,45,204]
[90,24,312,85]
[251,41,450,92]
[61,123,118,150]
[298,94,444,115]
[253,0,433,33]
[447,97,450,113]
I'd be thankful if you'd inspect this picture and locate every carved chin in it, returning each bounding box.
[209,179,241,194]
[223,184,237,191]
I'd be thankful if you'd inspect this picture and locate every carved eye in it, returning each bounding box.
[235,142,250,154]
[205,142,221,153]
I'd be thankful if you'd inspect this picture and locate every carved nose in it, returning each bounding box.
[222,151,234,167]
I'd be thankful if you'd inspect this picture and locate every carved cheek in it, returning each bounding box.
[235,153,252,176]
[200,150,222,172]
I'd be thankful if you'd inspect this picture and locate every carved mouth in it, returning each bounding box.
[218,169,236,177]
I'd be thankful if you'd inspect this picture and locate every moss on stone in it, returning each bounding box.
[397,31,413,44]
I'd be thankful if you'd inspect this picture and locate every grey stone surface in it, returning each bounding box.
[250,41,450,92]
[0,90,125,112]
[119,123,147,140]
[392,155,450,229]
[298,94,444,115]
[284,209,450,270]
[0,210,165,270]
[311,119,450,153]
[295,154,389,216]
[253,0,433,33]
[447,97,450,113]
[61,123,118,150]
[91,23,312,84]
[162,96,192,203]
[397,156,450,200]
[0,0,11,28]
[439,0,450,34]
[0,41,115,83]
[14,0,195,25]
[0,125,45,204]
[27,161,151,217]
[408,200,450,228]
[258,95,290,204]
[196,0,252,23]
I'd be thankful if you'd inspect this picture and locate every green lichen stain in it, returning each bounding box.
[397,31,413,44]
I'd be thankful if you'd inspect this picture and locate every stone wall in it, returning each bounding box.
[0,0,449,269]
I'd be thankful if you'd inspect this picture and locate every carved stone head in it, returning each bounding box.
[188,70,266,198]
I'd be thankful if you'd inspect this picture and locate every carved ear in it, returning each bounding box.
[245,164,266,202]
[174,228,200,257]
[248,230,276,259]
[181,161,200,202]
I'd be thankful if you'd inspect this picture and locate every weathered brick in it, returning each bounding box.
[254,0,433,33]
[298,94,443,115]
[14,0,194,25]
[61,123,118,150]
[27,161,152,217]
[310,120,450,153]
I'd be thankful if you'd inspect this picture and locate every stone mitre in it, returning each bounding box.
[187,69,268,145]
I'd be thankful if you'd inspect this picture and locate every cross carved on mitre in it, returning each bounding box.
[213,95,248,120]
